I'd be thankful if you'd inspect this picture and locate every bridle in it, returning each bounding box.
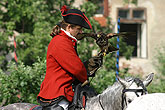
[121,88,147,110]
[121,78,148,110]
[98,78,148,110]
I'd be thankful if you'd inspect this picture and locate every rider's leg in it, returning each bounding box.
[37,96,69,110]
[58,99,69,110]
[43,104,64,110]
[43,99,69,110]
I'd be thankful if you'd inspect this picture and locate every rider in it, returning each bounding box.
[37,5,102,110]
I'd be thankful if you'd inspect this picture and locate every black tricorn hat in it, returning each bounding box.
[61,5,92,29]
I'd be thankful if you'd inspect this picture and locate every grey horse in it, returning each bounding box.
[0,73,154,110]
[126,93,165,110]
[85,73,154,110]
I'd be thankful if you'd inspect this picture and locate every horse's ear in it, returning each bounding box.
[143,73,154,87]
[116,75,129,88]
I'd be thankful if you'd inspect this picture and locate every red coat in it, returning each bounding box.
[37,30,87,102]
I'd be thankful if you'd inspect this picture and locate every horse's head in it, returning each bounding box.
[117,73,154,109]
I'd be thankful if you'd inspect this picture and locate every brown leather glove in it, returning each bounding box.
[84,55,103,77]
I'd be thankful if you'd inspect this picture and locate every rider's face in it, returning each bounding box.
[66,25,82,38]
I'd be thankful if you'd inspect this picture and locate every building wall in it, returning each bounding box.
[108,0,165,75]
[138,0,165,60]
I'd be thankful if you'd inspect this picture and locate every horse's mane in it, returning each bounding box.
[86,76,139,110]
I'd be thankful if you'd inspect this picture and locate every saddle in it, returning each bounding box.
[69,83,97,110]
[31,84,96,110]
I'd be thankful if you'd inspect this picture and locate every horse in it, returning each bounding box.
[0,73,154,110]
[126,93,165,110]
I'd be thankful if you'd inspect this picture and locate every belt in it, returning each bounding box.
[38,96,64,107]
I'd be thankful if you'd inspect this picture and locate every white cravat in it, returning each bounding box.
[61,28,77,41]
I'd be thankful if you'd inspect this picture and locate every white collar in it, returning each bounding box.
[61,28,77,41]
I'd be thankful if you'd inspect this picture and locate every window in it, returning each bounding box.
[117,8,146,22]
[133,10,145,19]
[117,8,147,58]
[96,0,104,14]
[118,9,130,19]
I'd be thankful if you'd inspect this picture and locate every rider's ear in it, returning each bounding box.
[116,75,129,88]
[143,73,154,87]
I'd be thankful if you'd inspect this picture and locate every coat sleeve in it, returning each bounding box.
[51,38,87,83]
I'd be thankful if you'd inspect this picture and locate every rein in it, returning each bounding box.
[98,95,104,110]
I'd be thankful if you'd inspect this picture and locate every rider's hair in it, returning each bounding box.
[50,20,77,38]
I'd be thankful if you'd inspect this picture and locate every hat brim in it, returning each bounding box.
[61,8,92,29]
[63,14,91,29]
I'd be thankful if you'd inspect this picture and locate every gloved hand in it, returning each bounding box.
[84,55,103,77]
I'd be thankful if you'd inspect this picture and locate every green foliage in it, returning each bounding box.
[0,0,74,68]
[90,69,116,93]
[147,77,165,93]
[147,43,165,93]
[0,0,134,68]
[153,44,165,76]
[0,59,46,105]
[131,0,138,5]
[123,0,138,5]
[0,0,134,105]
[91,67,132,93]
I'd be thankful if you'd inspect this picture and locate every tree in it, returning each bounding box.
[0,0,75,69]
[0,0,133,69]
[0,0,134,105]
[0,59,46,105]
[147,43,165,93]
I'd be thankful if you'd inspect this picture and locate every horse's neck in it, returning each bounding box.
[100,82,123,108]
[102,82,123,95]
[86,82,123,110]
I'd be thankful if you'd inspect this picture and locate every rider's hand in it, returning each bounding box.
[84,55,103,77]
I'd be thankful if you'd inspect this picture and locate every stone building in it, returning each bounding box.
[74,0,165,76]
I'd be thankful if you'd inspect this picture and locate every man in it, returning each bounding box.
[37,5,102,110]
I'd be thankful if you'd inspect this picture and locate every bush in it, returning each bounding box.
[0,59,132,106]
[90,69,117,93]
[0,59,46,105]
[147,77,165,93]
[147,43,165,93]
[153,44,165,76]
[90,67,131,94]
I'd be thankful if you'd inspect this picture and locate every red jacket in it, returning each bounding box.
[38,30,87,102]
